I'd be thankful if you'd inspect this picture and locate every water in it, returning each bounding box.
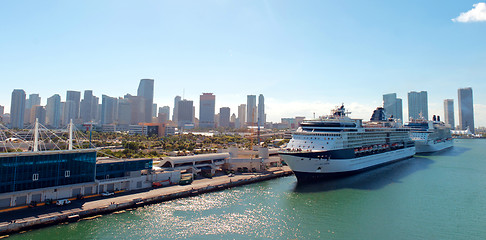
[9,139,486,239]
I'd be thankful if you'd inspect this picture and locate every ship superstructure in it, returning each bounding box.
[280,105,415,182]
[405,116,453,153]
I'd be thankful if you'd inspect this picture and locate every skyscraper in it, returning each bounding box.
[137,79,154,123]
[237,104,246,128]
[158,106,170,122]
[124,94,145,125]
[199,93,216,129]
[101,95,117,125]
[219,107,231,128]
[26,94,41,110]
[458,87,474,133]
[173,96,181,123]
[10,89,26,129]
[80,90,94,123]
[258,94,265,127]
[443,99,454,129]
[408,91,428,120]
[383,93,403,121]
[46,94,62,128]
[117,98,131,126]
[152,103,158,118]
[247,95,257,125]
[66,90,81,121]
[177,100,194,128]
[30,106,46,125]
[0,105,4,115]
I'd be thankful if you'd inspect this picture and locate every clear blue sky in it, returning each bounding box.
[1,1,485,126]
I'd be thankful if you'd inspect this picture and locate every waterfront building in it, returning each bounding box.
[172,96,181,123]
[177,99,194,129]
[137,79,154,123]
[444,99,455,129]
[237,104,246,128]
[258,94,265,127]
[10,89,26,129]
[46,94,62,128]
[458,87,475,133]
[219,107,231,128]
[383,93,403,121]
[66,91,81,121]
[101,95,117,125]
[80,90,94,123]
[0,149,97,194]
[199,93,216,129]
[247,95,257,125]
[408,91,428,120]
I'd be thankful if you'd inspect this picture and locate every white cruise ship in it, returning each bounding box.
[279,105,415,182]
[404,116,453,153]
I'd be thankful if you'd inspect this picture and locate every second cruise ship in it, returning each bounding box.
[280,105,416,182]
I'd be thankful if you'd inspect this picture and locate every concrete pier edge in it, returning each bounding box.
[0,168,293,236]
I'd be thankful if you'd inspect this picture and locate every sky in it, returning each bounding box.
[0,1,485,126]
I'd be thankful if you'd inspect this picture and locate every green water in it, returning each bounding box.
[9,139,486,239]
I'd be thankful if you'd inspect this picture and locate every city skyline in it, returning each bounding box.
[0,1,485,126]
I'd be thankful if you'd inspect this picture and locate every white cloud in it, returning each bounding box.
[452,3,486,22]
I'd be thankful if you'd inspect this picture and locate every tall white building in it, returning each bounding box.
[258,94,265,127]
[246,95,257,125]
[458,87,474,133]
[443,99,454,129]
[46,94,62,128]
[408,91,428,120]
[383,93,403,121]
[237,104,246,129]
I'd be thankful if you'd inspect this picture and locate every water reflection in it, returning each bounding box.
[293,157,434,193]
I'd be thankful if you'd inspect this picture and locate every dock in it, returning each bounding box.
[0,166,293,235]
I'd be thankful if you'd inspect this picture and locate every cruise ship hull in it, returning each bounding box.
[415,140,453,153]
[280,147,416,183]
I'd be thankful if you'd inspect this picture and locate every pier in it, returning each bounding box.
[0,166,293,236]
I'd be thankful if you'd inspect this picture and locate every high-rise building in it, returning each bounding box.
[458,87,475,133]
[237,104,246,128]
[30,106,46,125]
[408,91,428,120]
[219,107,231,128]
[152,103,158,118]
[0,105,4,115]
[92,96,100,123]
[10,89,26,129]
[46,94,62,128]
[230,113,237,128]
[137,79,154,123]
[117,98,131,126]
[125,94,145,125]
[199,93,216,129]
[24,93,41,124]
[66,90,81,121]
[26,94,41,110]
[158,106,170,122]
[258,94,265,127]
[177,100,194,128]
[247,95,257,125]
[80,90,94,123]
[101,95,117,125]
[173,96,181,123]
[383,93,403,121]
[443,99,454,129]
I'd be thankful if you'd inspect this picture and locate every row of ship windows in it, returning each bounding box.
[296,137,335,140]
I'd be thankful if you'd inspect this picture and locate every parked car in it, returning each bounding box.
[102,192,114,196]
[56,199,71,206]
